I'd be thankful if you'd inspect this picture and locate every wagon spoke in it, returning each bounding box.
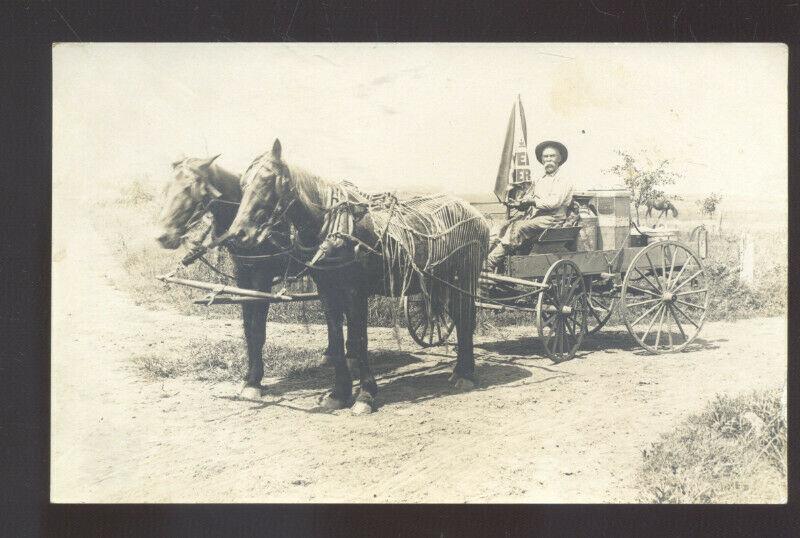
[667,260,690,293]
[672,269,704,294]
[676,288,708,297]
[565,316,575,339]
[654,305,666,350]
[666,306,674,349]
[634,267,662,294]
[666,245,678,288]
[564,277,582,303]
[675,298,706,311]
[552,318,561,354]
[631,300,662,326]
[626,297,660,308]
[672,303,700,329]
[645,253,663,290]
[543,311,558,327]
[626,284,662,299]
[639,304,663,343]
[668,304,688,342]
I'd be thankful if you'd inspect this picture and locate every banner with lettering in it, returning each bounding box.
[493,95,532,204]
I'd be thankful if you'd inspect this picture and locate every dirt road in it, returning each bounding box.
[51,213,786,503]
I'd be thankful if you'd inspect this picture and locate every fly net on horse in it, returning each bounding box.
[315,180,490,317]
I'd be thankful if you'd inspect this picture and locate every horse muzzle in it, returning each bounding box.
[156,231,182,250]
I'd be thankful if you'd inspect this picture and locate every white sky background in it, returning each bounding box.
[53,43,787,201]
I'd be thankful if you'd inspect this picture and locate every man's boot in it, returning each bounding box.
[484,242,509,273]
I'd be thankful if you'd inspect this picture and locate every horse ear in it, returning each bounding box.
[272,139,282,160]
[199,154,221,169]
[171,153,187,168]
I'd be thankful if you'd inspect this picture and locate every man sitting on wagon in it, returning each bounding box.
[485,140,576,272]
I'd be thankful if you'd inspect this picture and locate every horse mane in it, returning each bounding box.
[284,162,340,212]
[208,162,242,201]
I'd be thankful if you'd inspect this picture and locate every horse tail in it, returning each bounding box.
[670,204,678,218]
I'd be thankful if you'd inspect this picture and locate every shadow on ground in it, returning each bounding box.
[476,327,724,360]
[231,347,532,412]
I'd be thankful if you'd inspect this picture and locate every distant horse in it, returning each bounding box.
[645,196,679,222]
[226,139,490,414]
[156,155,336,399]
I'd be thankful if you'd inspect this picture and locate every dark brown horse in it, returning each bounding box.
[226,139,489,414]
[645,196,679,222]
[156,155,334,399]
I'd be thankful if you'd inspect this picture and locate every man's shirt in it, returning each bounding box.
[521,168,575,219]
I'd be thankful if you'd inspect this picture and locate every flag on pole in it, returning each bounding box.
[493,95,532,204]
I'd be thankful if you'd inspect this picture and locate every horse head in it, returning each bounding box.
[228,139,300,249]
[156,154,222,249]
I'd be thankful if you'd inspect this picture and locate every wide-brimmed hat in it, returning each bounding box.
[534,140,568,164]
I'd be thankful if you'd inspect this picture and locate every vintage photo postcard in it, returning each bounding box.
[51,43,787,503]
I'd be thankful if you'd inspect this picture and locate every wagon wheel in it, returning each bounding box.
[620,240,709,354]
[586,278,616,335]
[404,294,455,347]
[536,260,588,362]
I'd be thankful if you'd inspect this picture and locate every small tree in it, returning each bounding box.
[605,150,682,225]
[696,192,723,219]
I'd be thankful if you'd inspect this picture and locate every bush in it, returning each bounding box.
[637,388,786,503]
[116,178,155,207]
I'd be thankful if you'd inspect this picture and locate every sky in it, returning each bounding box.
[53,43,787,202]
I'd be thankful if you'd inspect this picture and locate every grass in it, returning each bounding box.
[132,335,323,383]
[96,179,786,331]
[637,387,787,503]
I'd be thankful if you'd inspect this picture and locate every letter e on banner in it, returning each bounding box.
[515,169,531,183]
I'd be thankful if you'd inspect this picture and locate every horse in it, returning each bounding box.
[226,139,490,415]
[156,155,333,400]
[644,196,679,222]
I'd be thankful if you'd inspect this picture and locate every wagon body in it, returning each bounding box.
[406,187,710,361]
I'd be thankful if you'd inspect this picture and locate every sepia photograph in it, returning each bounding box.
[51,43,787,504]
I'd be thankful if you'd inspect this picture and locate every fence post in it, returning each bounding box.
[739,231,755,287]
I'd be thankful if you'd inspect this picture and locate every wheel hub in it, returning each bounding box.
[661,291,675,303]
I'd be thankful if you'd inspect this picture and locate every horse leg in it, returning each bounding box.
[237,265,272,400]
[448,287,477,391]
[347,290,377,415]
[319,287,352,410]
[319,293,341,367]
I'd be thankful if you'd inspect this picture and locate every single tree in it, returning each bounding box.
[696,192,723,219]
[605,150,682,225]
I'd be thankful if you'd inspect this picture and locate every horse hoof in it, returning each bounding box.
[351,400,374,415]
[448,372,459,384]
[453,377,476,391]
[321,394,348,410]
[239,386,262,400]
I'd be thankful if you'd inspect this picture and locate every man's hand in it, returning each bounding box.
[530,214,558,228]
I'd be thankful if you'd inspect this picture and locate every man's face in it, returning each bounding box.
[542,147,562,174]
